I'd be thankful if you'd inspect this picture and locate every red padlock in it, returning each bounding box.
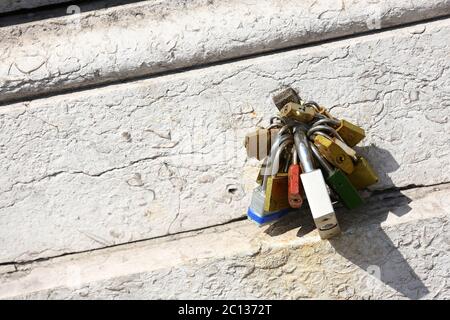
[288,148,303,208]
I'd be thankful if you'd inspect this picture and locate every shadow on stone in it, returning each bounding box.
[264,210,314,237]
[354,144,400,191]
[330,189,429,299]
[265,146,430,298]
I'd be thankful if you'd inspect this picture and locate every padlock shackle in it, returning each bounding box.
[293,128,315,173]
[262,130,292,191]
[307,125,344,142]
[313,118,340,128]
[304,101,320,111]
[268,127,292,165]
[310,130,359,162]
[292,147,298,165]
[271,139,293,176]
[266,126,290,165]
[278,125,292,136]
[310,143,334,176]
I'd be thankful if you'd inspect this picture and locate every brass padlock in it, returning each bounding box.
[244,128,279,160]
[279,102,315,123]
[314,135,354,174]
[347,156,379,189]
[264,173,289,212]
[318,107,334,119]
[311,129,357,160]
[333,137,357,160]
[336,120,365,147]
[247,134,292,225]
[272,88,301,110]
[263,139,292,212]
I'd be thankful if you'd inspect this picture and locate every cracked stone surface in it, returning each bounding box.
[1,0,450,103]
[1,18,449,264]
[1,184,449,299]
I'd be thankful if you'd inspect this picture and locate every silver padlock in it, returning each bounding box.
[293,127,341,239]
[247,131,293,225]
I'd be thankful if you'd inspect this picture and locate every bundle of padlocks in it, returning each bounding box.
[244,88,378,239]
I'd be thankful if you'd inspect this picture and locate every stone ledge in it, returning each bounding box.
[1,184,449,299]
[1,0,450,104]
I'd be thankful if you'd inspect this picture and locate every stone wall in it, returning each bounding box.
[0,0,449,299]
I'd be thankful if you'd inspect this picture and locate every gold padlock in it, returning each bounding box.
[333,137,357,160]
[279,102,315,123]
[244,128,279,160]
[264,173,290,212]
[347,156,379,189]
[314,135,354,174]
[336,120,365,147]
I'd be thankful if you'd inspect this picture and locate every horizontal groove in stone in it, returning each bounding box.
[0,181,447,268]
[1,0,450,104]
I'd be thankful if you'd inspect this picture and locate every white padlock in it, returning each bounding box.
[293,127,341,239]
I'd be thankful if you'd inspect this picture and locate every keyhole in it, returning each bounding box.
[336,155,345,163]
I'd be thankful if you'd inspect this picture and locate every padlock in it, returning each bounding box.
[264,173,290,212]
[310,121,359,160]
[310,144,364,209]
[335,119,365,147]
[269,115,286,128]
[333,137,357,160]
[287,148,303,208]
[279,102,316,123]
[263,139,292,212]
[310,130,357,161]
[312,118,341,128]
[247,136,292,225]
[308,124,344,142]
[294,128,341,239]
[261,126,291,176]
[313,134,355,174]
[244,128,279,160]
[347,156,379,189]
[272,88,301,110]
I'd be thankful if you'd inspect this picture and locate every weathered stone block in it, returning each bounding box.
[0,18,449,264]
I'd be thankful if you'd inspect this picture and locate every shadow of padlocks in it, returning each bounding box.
[67,5,82,30]
[365,265,381,288]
